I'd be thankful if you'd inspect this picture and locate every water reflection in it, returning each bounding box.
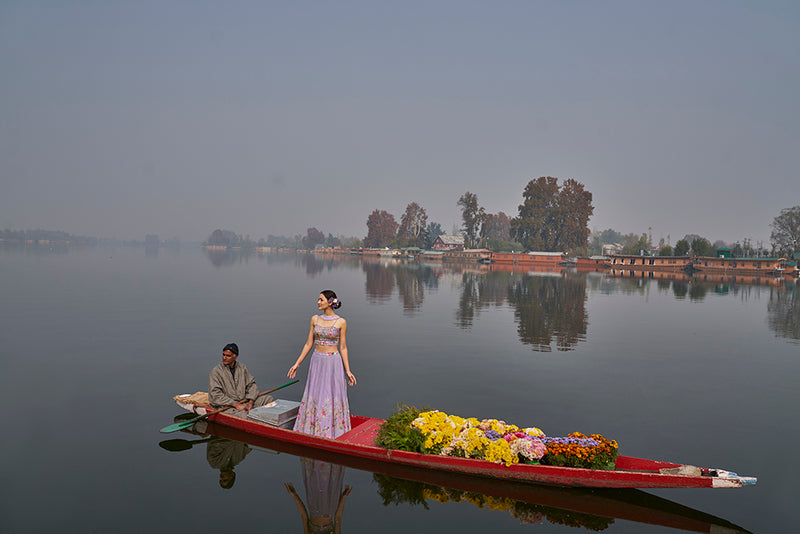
[767,283,800,343]
[373,474,750,532]
[201,251,800,344]
[159,417,254,489]
[362,257,442,311]
[286,459,351,534]
[507,272,588,351]
[375,473,609,529]
[204,247,254,267]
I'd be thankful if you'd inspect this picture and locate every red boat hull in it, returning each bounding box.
[199,411,752,489]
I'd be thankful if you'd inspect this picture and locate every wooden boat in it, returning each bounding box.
[173,399,756,490]
[166,417,753,533]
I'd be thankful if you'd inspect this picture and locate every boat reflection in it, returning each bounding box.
[159,416,751,533]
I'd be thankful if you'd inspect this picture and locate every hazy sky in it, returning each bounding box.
[2,1,798,245]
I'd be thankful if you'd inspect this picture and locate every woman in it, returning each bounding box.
[288,290,356,438]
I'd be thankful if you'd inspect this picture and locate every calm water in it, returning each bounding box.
[1,245,797,533]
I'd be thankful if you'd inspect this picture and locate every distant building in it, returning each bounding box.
[432,235,465,251]
[601,243,623,256]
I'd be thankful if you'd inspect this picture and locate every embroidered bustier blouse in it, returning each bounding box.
[314,317,340,346]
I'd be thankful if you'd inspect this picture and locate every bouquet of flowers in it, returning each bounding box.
[375,406,618,470]
[540,432,619,470]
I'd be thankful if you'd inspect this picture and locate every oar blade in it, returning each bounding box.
[159,438,194,451]
[159,419,197,434]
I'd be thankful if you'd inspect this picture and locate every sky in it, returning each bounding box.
[1,1,798,246]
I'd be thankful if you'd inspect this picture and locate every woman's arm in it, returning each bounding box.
[338,320,356,386]
[288,316,316,379]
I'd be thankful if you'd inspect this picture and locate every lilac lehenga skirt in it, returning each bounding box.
[293,349,351,438]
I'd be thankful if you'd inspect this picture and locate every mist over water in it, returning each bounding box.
[1,245,796,533]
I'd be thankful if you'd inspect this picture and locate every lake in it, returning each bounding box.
[1,245,797,533]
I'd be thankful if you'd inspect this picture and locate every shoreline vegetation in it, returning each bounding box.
[5,194,796,259]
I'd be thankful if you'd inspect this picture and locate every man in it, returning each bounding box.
[209,343,273,416]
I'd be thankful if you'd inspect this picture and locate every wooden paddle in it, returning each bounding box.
[159,379,299,433]
[159,437,215,451]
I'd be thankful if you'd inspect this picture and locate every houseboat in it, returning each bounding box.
[491,251,566,267]
[690,255,785,276]
[575,256,608,270]
[604,254,692,272]
[444,248,492,262]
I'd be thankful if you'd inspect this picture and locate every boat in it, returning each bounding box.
[163,416,754,533]
[604,254,693,272]
[690,255,786,276]
[172,397,756,489]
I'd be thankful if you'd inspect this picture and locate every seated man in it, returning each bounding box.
[209,343,273,416]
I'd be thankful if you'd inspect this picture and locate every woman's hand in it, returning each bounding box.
[346,372,356,386]
[287,364,299,379]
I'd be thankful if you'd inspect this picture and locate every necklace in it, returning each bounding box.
[319,313,340,321]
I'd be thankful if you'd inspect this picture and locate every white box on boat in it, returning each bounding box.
[247,399,300,426]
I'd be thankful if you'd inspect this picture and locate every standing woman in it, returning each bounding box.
[288,290,356,438]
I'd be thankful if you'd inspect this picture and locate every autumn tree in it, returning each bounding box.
[510,177,594,252]
[482,212,512,241]
[364,209,398,248]
[302,227,325,249]
[397,202,428,248]
[457,192,486,248]
[771,205,800,256]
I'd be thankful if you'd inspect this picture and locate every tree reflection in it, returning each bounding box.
[363,260,396,303]
[204,248,251,267]
[507,273,588,352]
[454,270,588,351]
[455,272,510,327]
[300,253,327,277]
[767,284,800,342]
[362,260,442,311]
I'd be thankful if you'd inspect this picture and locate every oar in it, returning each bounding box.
[159,379,299,433]
[159,437,216,452]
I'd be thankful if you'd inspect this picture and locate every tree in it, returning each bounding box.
[302,227,325,249]
[457,192,486,248]
[481,212,512,241]
[326,233,342,247]
[621,233,650,255]
[397,202,428,248]
[207,229,239,246]
[674,239,690,256]
[424,222,444,249]
[771,205,800,257]
[691,237,712,257]
[510,177,594,252]
[589,228,623,255]
[659,245,673,256]
[364,209,398,248]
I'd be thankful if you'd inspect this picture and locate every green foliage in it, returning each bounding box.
[659,245,673,256]
[674,239,690,256]
[458,192,485,248]
[690,237,712,257]
[510,177,594,253]
[484,237,524,252]
[620,232,650,255]
[374,405,428,452]
[771,205,800,257]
